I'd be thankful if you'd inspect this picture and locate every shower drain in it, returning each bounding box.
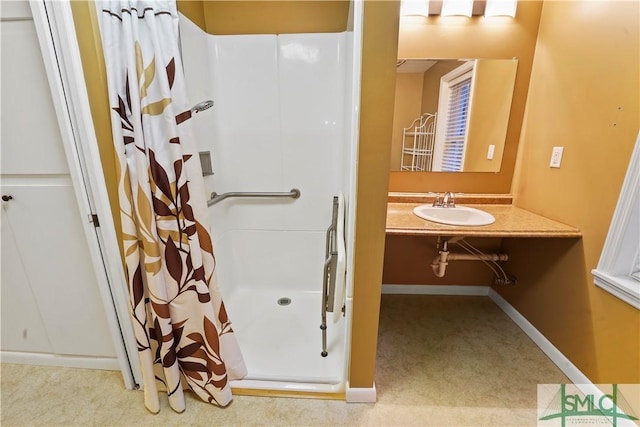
[277,297,292,306]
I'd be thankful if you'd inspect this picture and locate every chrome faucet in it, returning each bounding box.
[442,192,456,208]
[431,192,455,207]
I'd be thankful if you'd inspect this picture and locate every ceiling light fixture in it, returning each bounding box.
[440,0,474,17]
[484,0,517,17]
[400,0,429,17]
[399,0,517,18]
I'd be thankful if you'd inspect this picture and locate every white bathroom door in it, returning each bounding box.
[0,1,118,366]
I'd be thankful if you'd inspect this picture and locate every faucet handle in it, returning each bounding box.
[432,192,442,207]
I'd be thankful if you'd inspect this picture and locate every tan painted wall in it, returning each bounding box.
[180,1,349,34]
[383,236,500,286]
[176,1,205,29]
[390,1,543,193]
[465,59,517,172]
[503,1,639,383]
[391,73,424,170]
[421,61,459,115]
[349,0,399,389]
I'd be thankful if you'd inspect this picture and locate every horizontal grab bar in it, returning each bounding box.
[207,188,301,206]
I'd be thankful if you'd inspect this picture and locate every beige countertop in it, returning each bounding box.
[386,202,582,238]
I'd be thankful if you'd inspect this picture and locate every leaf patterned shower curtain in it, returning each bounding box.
[99,0,246,413]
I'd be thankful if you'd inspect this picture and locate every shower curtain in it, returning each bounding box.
[99,0,246,413]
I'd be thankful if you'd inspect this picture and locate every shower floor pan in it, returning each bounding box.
[224,287,347,393]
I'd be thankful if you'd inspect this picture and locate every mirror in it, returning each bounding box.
[390,58,518,172]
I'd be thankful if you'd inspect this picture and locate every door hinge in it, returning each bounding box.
[89,214,100,227]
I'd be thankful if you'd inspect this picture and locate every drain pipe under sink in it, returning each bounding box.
[430,238,508,278]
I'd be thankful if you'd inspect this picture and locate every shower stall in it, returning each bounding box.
[178,6,362,395]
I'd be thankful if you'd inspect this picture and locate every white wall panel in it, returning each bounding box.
[180,26,350,235]
[0,0,32,20]
[214,230,325,294]
[206,35,287,232]
[178,13,217,160]
[0,19,69,175]
[342,31,356,201]
[208,35,282,191]
[278,33,346,231]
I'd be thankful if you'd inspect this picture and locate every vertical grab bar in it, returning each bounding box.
[320,196,339,357]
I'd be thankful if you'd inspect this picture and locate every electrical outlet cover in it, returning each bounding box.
[487,144,495,160]
[550,146,564,168]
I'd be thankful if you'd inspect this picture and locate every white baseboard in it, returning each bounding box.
[382,284,490,296]
[1,351,120,371]
[346,382,377,403]
[487,289,593,386]
[485,290,634,417]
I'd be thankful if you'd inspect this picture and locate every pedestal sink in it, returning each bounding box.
[413,205,495,226]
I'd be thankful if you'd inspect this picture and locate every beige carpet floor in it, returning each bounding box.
[1,295,570,426]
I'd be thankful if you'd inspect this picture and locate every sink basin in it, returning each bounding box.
[413,205,495,226]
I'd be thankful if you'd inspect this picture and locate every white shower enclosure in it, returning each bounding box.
[179,8,361,394]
